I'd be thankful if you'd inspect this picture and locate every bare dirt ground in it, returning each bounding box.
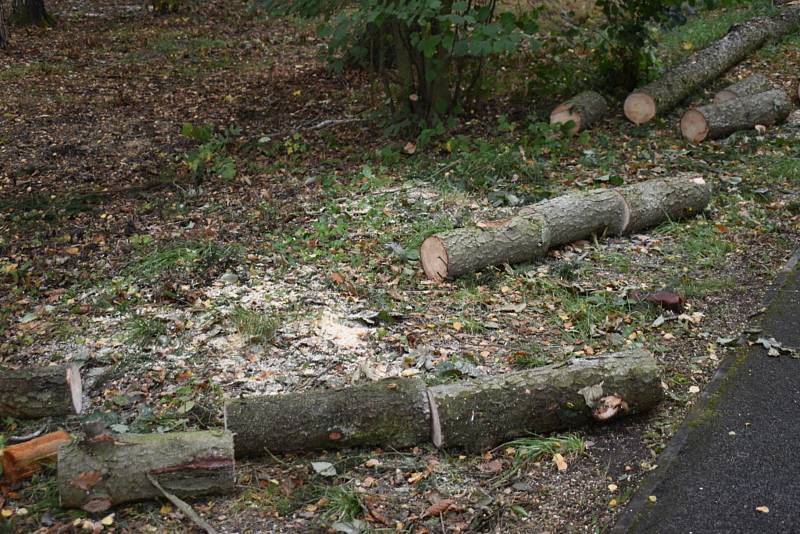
[1,1,799,532]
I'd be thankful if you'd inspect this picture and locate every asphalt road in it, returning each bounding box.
[613,255,800,534]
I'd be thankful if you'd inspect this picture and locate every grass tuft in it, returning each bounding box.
[231,305,280,344]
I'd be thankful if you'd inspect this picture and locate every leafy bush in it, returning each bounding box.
[594,0,715,89]
[181,123,239,182]
[263,0,539,127]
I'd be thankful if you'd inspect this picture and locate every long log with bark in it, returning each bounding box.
[226,378,431,456]
[58,430,235,512]
[420,175,710,282]
[624,7,800,124]
[681,89,791,142]
[0,364,83,419]
[0,1,9,48]
[225,350,662,455]
[713,74,774,104]
[550,91,608,134]
[429,350,662,451]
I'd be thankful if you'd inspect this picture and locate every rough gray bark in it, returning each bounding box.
[429,350,662,451]
[550,91,608,134]
[624,7,800,124]
[713,74,774,104]
[681,89,791,142]
[225,378,431,457]
[0,364,82,418]
[786,109,800,128]
[421,175,710,281]
[58,430,235,511]
[0,1,9,48]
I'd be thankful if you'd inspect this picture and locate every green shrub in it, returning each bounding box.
[181,123,239,182]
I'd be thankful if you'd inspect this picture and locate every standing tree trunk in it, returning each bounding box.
[0,1,9,48]
[11,0,52,26]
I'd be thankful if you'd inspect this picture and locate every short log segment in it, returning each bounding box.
[58,430,234,512]
[713,74,774,104]
[681,89,791,142]
[429,350,662,451]
[0,363,83,419]
[421,175,710,281]
[624,7,800,124]
[2,430,70,482]
[225,378,431,457]
[550,91,608,134]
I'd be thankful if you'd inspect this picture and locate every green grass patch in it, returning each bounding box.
[125,240,241,280]
[321,485,366,523]
[231,305,280,344]
[125,314,168,347]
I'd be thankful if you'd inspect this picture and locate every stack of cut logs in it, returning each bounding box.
[550,5,800,141]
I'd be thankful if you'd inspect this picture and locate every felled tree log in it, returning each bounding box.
[713,74,774,104]
[58,430,235,512]
[225,378,431,457]
[429,350,662,451]
[0,363,83,419]
[224,351,661,454]
[420,175,709,282]
[2,430,70,482]
[550,91,608,134]
[624,7,800,124]
[681,89,791,142]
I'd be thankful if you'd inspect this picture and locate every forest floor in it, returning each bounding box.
[1,0,799,532]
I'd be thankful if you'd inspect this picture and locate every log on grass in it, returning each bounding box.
[225,378,431,457]
[0,363,83,419]
[624,7,800,124]
[58,430,234,512]
[429,350,662,451]
[2,430,70,482]
[713,74,774,104]
[421,175,710,281]
[550,91,608,133]
[681,89,791,142]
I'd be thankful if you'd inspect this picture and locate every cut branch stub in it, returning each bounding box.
[0,363,83,419]
[550,91,608,134]
[681,89,791,142]
[225,378,431,457]
[624,7,800,124]
[58,430,235,511]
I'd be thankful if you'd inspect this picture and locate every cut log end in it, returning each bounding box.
[549,105,581,134]
[713,90,737,105]
[66,363,83,415]
[421,236,449,283]
[624,93,656,125]
[680,109,709,143]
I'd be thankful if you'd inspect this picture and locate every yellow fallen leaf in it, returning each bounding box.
[1,509,12,518]
[101,513,115,526]
[648,495,657,503]
[756,506,769,513]
[65,246,80,255]
[609,498,618,507]
[608,484,618,492]
[682,42,694,50]
[553,453,568,471]
[159,504,173,514]
[452,321,463,331]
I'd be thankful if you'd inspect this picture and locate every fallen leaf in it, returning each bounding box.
[689,386,700,394]
[422,499,455,518]
[756,506,769,513]
[82,497,112,513]
[0,509,12,518]
[160,504,173,514]
[452,321,463,331]
[100,513,115,526]
[648,495,657,503]
[608,484,618,492]
[642,291,685,313]
[71,470,102,491]
[553,453,568,471]
[311,462,337,477]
